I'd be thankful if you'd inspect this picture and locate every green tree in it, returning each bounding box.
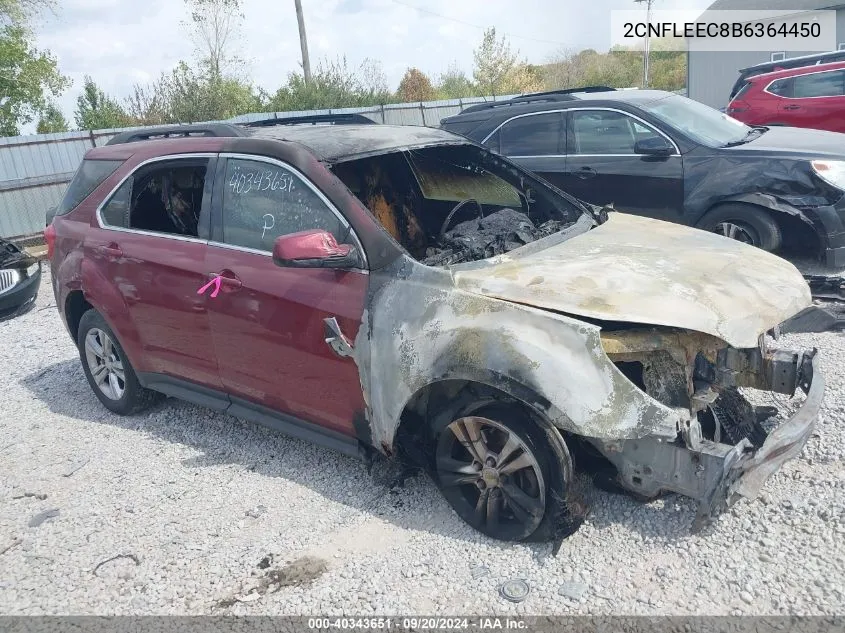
[35,101,67,133]
[397,67,435,102]
[183,0,243,78]
[0,0,68,136]
[543,39,685,92]
[472,27,516,96]
[269,56,391,112]
[435,63,477,99]
[1,0,53,26]
[122,0,258,124]
[74,75,130,130]
[158,60,260,122]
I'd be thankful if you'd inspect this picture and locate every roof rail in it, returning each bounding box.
[522,86,617,97]
[104,123,245,145]
[243,113,377,127]
[458,86,617,114]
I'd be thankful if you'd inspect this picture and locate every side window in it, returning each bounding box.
[57,159,123,216]
[571,110,656,154]
[732,80,752,99]
[499,113,562,156]
[221,158,346,252]
[792,70,845,98]
[767,78,793,97]
[100,159,208,238]
[484,130,501,153]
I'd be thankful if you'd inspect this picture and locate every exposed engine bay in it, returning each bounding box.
[330,145,582,265]
[420,207,566,267]
[595,326,820,529]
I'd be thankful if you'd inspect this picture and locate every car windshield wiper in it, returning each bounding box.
[722,126,767,147]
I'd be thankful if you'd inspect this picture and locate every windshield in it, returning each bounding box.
[641,94,752,147]
[331,144,590,267]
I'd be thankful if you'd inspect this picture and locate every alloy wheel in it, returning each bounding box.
[84,328,126,401]
[713,221,755,245]
[436,415,545,539]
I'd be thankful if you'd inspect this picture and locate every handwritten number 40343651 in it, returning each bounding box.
[229,169,294,196]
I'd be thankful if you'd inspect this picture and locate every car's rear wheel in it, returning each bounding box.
[432,404,577,542]
[697,204,782,251]
[77,310,160,415]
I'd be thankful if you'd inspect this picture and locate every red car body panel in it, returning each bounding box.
[727,61,845,133]
[205,245,368,437]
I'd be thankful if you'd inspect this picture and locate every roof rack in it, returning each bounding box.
[105,123,245,146]
[458,86,617,114]
[242,113,377,127]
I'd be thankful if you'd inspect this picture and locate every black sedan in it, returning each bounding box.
[441,89,845,267]
[0,237,41,321]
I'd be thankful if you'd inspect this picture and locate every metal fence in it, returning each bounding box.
[0,95,517,240]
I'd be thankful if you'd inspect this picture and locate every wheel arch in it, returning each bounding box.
[698,194,823,256]
[392,375,573,459]
[75,259,145,370]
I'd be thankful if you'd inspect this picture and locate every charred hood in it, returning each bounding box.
[452,213,812,348]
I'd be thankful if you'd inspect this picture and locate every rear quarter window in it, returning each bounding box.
[56,159,123,216]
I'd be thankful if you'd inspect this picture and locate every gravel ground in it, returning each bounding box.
[1,272,844,616]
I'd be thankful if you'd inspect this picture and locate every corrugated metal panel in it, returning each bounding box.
[0,181,67,237]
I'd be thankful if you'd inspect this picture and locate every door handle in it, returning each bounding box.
[783,105,801,110]
[209,271,242,289]
[575,167,597,179]
[97,243,123,258]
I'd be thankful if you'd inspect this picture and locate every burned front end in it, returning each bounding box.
[594,328,824,529]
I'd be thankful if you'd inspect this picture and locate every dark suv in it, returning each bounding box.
[441,88,845,267]
[46,118,823,542]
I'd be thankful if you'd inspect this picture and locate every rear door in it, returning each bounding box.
[85,154,223,392]
[485,112,567,188]
[778,68,845,132]
[204,154,368,437]
[561,109,684,222]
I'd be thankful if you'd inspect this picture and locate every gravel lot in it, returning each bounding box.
[1,271,844,616]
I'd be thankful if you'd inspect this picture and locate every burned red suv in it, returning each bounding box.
[47,117,824,543]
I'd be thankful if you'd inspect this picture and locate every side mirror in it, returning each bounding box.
[272,229,360,269]
[634,136,674,156]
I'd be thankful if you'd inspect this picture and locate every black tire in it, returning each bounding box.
[697,204,782,251]
[431,403,580,542]
[77,309,161,415]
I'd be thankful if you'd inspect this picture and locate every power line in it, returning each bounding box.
[391,0,567,46]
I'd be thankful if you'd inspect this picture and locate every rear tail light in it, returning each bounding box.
[726,100,750,114]
[44,224,56,260]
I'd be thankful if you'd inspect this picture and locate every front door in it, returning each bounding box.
[562,109,684,222]
[489,111,568,190]
[205,155,368,437]
[85,154,223,390]
[778,68,845,133]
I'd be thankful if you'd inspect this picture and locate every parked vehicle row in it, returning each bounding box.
[441,88,845,267]
[46,116,824,543]
[0,237,41,322]
[727,60,845,134]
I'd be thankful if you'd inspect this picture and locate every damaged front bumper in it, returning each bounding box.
[695,349,824,530]
[592,348,823,531]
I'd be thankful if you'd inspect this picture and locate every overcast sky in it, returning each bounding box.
[32,0,693,129]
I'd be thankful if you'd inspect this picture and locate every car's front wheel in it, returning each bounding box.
[697,204,782,251]
[77,310,160,415]
[432,404,578,542]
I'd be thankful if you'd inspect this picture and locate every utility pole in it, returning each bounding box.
[634,0,655,88]
[294,0,312,84]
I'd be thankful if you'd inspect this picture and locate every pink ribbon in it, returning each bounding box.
[197,276,222,298]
